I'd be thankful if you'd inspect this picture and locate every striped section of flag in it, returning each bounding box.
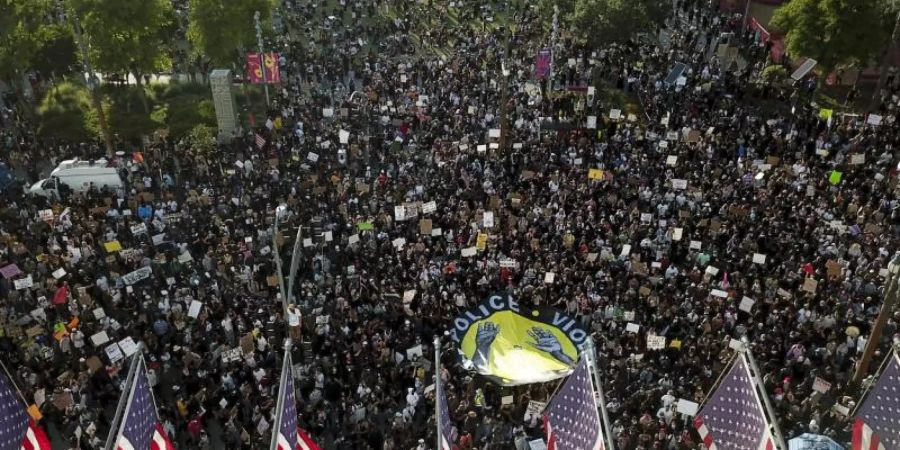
[852,352,900,450]
[297,427,321,450]
[256,133,266,149]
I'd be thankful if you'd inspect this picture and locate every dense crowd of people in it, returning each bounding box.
[1,0,899,449]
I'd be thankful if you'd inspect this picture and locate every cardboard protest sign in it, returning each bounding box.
[419,219,432,235]
[739,297,755,313]
[104,241,123,253]
[240,333,255,355]
[588,169,603,180]
[646,335,666,350]
[14,276,33,290]
[120,267,152,285]
[0,264,23,279]
[676,399,699,416]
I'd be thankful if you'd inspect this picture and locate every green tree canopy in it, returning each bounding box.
[771,0,893,73]
[187,0,275,67]
[71,0,174,111]
[0,0,71,84]
[541,0,670,48]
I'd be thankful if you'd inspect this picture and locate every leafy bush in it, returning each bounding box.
[761,65,789,82]
[36,82,98,142]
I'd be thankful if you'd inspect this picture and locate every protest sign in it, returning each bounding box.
[422,201,437,214]
[543,272,555,284]
[120,267,152,285]
[188,301,203,318]
[0,264,23,279]
[104,241,123,253]
[812,377,832,393]
[105,343,124,363]
[646,335,666,350]
[588,169,603,180]
[476,233,488,251]
[131,223,147,235]
[14,276,33,290]
[676,399,699,416]
[739,296,755,313]
[752,253,766,265]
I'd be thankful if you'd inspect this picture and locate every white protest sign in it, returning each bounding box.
[710,289,728,298]
[483,211,494,228]
[120,266,152,285]
[38,209,54,222]
[586,116,597,129]
[52,268,67,279]
[431,228,443,236]
[501,395,514,405]
[812,377,832,393]
[500,259,517,268]
[646,335,666,350]
[676,399,699,416]
[666,155,678,166]
[461,247,477,257]
[529,439,548,450]
[705,266,719,276]
[13,275,34,291]
[609,109,622,120]
[850,154,865,165]
[488,128,501,138]
[105,343,124,363]
[689,240,702,250]
[188,300,203,319]
[152,233,165,245]
[625,323,640,333]
[392,238,406,249]
[477,144,487,152]
[90,331,111,347]
[339,129,350,144]
[621,244,631,256]
[131,223,147,235]
[752,253,766,265]
[322,108,334,117]
[672,228,683,241]
[307,152,319,162]
[118,337,138,357]
[544,272,556,284]
[394,205,407,221]
[671,179,687,190]
[421,201,437,214]
[524,401,547,421]
[739,296,755,313]
[406,344,423,360]
[348,234,360,245]
[867,114,883,126]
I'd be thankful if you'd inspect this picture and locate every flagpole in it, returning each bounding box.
[584,337,616,450]
[269,339,293,450]
[434,336,442,450]
[850,346,900,417]
[741,345,787,450]
[0,359,31,408]
[104,342,144,450]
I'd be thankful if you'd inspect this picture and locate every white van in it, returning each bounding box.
[29,159,123,199]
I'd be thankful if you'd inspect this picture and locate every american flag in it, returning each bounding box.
[273,351,320,450]
[544,356,604,450]
[694,356,775,450]
[853,351,900,450]
[0,370,51,450]
[438,378,456,450]
[113,357,173,450]
[256,133,266,149]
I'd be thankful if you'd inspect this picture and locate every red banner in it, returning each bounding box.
[247,52,263,84]
[247,52,280,84]
[534,48,552,80]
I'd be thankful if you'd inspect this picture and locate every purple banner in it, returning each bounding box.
[534,49,552,80]
[0,264,23,279]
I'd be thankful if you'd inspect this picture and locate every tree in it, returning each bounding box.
[37,81,99,142]
[0,0,71,92]
[71,0,174,113]
[554,0,670,48]
[187,0,275,68]
[771,0,893,73]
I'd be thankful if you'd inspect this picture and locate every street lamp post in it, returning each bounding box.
[853,253,900,385]
[272,205,289,317]
[254,11,270,107]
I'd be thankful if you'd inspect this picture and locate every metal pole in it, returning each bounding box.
[585,337,616,450]
[853,266,900,384]
[269,339,293,450]
[254,11,270,107]
[285,225,304,305]
[741,0,752,32]
[104,342,144,450]
[742,345,787,450]
[434,336,442,450]
[272,206,289,318]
